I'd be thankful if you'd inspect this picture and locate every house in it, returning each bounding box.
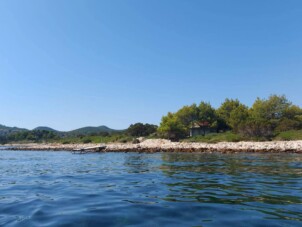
[189,121,213,137]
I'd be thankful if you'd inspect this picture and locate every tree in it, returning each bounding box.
[6,130,59,143]
[217,99,240,123]
[250,95,291,122]
[238,119,273,139]
[127,123,158,137]
[144,124,158,135]
[275,105,302,132]
[283,105,302,120]
[238,95,302,137]
[157,113,187,140]
[198,101,217,128]
[157,94,302,141]
[217,99,249,131]
[175,104,199,130]
[0,136,7,144]
[228,104,249,131]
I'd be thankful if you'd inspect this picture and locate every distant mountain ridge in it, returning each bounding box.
[33,126,58,132]
[0,124,28,136]
[0,124,123,137]
[68,125,118,136]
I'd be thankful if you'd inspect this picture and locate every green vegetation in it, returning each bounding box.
[67,126,118,136]
[158,95,302,141]
[0,130,59,144]
[126,123,157,137]
[0,123,157,144]
[0,124,28,136]
[183,131,242,143]
[58,133,134,144]
[1,94,302,144]
[274,130,302,141]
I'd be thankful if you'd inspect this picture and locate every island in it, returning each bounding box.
[1,95,302,153]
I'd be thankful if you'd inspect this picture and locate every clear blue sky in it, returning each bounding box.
[0,0,301,130]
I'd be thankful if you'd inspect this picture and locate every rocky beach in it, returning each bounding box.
[4,139,302,153]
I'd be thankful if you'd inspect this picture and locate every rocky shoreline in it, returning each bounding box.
[3,139,302,153]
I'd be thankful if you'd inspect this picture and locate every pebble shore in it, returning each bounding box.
[4,139,302,153]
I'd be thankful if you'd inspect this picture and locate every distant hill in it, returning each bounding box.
[67,125,121,136]
[0,124,123,137]
[33,126,58,132]
[33,125,121,135]
[0,124,28,136]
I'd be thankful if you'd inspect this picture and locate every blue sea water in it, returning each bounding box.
[0,150,301,226]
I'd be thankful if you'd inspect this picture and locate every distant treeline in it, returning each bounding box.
[157,95,302,140]
[0,123,158,144]
[0,130,59,144]
[1,94,301,144]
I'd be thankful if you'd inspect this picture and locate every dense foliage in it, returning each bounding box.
[0,130,59,144]
[0,123,158,144]
[158,95,302,140]
[126,123,157,137]
[1,95,302,144]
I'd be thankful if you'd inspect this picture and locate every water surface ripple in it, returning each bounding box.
[0,150,301,226]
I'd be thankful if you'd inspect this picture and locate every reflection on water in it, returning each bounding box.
[0,150,301,226]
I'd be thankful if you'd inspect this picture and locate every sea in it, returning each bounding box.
[0,150,301,226]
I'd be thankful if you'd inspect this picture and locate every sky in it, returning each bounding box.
[0,0,301,131]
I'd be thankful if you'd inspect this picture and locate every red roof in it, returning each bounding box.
[191,121,210,128]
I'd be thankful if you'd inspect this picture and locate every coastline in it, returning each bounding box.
[3,139,302,153]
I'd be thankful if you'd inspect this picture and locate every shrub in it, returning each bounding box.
[118,137,132,143]
[62,141,70,144]
[184,132,242,143]
[127,123,158,137]
[275,118,301,132]
[82,138,92,144]
[274,130,302,141]
[238,119,273,140]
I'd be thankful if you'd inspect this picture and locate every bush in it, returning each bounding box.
[238,119,273,140]
[275,118,301,132]
[62,141,70,144]
[274,130,302,141]
[117,137,132,143]
[127,123,158,137]
[82,138,92,144]
[183,132,242,143]
[158,113,187,141]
